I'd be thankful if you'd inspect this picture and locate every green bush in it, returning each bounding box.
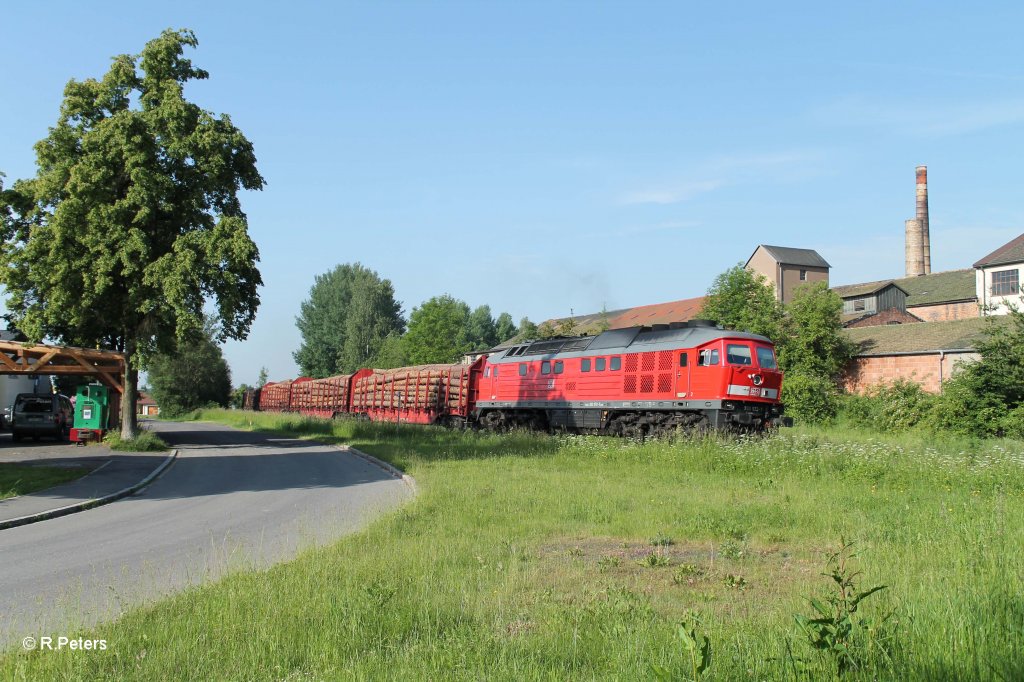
[841,379,935,432]
[926,373,1006,438]
[781,373,839,424]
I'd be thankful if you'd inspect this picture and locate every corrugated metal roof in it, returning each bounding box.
[843,316,1008,355]
[751,245,831,268]
[973,233,1024,268]
[542,296,706,336]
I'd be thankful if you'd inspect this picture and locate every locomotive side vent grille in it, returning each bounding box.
[641,353,656,372]
[657,373,672,392]
[566,381,577,391]
[625,353,639,372]
[658,351,672,371]
[640,375,655,393]
[624,376,637,393]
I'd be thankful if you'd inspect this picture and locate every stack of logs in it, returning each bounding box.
[352,364,471,411]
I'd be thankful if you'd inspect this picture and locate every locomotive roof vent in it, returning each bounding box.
[688,319,719,328]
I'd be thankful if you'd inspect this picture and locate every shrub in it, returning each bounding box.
[781,373,839,424]
[840,379,935,432]
[104,430,170,452]
[926,373,1007,437]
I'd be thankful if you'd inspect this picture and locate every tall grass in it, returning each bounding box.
[4,410,1022,680]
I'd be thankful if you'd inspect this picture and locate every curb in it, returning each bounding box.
[0,449,179,531]
[343,446,417,494]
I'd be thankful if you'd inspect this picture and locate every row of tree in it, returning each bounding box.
[292,263,535,378]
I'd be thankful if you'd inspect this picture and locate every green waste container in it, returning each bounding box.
[71,384,110,444]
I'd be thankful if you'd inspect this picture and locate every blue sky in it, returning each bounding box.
[2,2,1023,384]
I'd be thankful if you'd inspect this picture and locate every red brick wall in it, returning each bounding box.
[844,351,978,394]
[845,308,922,328]
[908,301,979,322]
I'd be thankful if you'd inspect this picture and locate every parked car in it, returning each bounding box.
[0,405,10,430]
[9,393,73,442]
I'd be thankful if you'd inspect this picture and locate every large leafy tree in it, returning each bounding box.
[147,320,232,416]
[778,282,854,378]
[0,29,263,438]
[293,263,403,377]
[494,312,517,343]
[466,304,499,350]
[699,264,783,339]
[403,294,472,364]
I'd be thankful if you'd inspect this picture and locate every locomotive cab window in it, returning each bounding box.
[541,361,551,375]
[698,349,720,366]
[554,361,564,374]
[679,353,688,367]
[726,344,753,366]
[519,363,527,376]
[484,367,491,377]
[595,358,606,371]
[493,366,499,377]
[581,359,591,372]
[756,347,777,369]
[610,356,621,371]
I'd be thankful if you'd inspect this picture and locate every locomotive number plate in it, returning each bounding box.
[749,387,761,397]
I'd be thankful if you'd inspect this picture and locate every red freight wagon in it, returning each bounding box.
[350,360,484,426]
[259,380,295,412]
[475,322,785,435]
[291,371,371,419]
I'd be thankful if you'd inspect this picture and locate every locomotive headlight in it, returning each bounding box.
[751,374,763,386]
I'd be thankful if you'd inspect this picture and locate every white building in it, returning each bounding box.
[974,234,1024,315]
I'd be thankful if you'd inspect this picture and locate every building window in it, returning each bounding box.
[799,269,808,281]
[992,269,1020,296]
[853,299,866,312]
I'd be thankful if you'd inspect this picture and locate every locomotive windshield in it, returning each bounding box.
[756,346,778,369]
[726,344,753,365]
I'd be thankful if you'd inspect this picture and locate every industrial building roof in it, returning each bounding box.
[973,233,1024,268]
[541,296,706,336]
[831,280,908,299]
[833,269,976,308]
[751,245,831,268]
[843,316,1008,355]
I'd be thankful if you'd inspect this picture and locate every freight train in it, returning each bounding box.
[244,321,790,436]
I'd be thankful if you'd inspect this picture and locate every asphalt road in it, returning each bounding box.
[0,421,412,649]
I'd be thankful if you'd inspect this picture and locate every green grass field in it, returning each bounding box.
[4,410,1023,680]
[0,464,90,501]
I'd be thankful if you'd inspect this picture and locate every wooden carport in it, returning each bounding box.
[0,340,125,393]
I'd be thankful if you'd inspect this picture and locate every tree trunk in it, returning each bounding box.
[120,338,139,439]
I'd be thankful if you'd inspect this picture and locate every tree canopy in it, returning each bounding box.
[698,264,783,339]
[403,295,472,365]
[293,263,404,377]
[0,29,263,437]
[147,320,232,416]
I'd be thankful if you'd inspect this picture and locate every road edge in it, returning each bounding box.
[343,446,417,494]
[0,449,179,531]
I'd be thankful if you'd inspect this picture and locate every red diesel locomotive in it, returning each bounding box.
[247,321,789,435]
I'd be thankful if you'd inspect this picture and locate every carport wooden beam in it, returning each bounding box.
[0,340,125,394]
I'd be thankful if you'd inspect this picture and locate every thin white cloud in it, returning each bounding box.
[619,149,826,206]
[619,180,723,205]
[812,96,1024,136]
